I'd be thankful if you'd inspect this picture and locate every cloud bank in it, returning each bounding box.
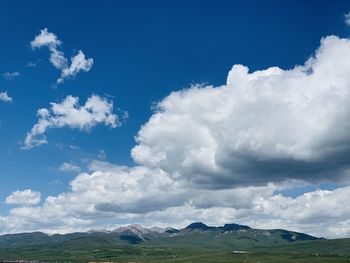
[31,28,93,84]
[1,160,350,238]
[23,95,120,149]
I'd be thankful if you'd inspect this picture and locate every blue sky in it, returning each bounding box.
[1,1,350,237]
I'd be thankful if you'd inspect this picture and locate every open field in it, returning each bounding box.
[1,238,350,263]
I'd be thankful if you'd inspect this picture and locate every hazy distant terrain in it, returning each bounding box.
[1,223,349,262]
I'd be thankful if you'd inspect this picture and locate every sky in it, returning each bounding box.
[1,0,350,238]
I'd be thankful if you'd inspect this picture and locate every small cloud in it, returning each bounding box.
[57,50,93,84]
[54,142,64,150]
[3,72,20,80]
[59,162,81,173]
[0,91,12,103]
[26,61,37,68]
[5,189,41,206]
[25,60,41,68]
[23,95,120,149]
[122,111,129,120]
[69,145,80,150]
[49,179,63,185]
[97,149,107,160]
[31,28,61,49]
[345,11,350,26]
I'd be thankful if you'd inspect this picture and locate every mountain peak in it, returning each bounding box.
[223,223,251,231]
[185,222,209,230]
[113,224,150,236]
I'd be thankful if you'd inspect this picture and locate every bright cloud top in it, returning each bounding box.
[31,28,93,84]
[132,35,350,188]
[5,189,41,206]
[0,91,12,103]
[23,95,120,149]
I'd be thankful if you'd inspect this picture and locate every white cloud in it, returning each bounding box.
[31,28,67,71]
[50,49,67,70]
[31,28,93,84]
[59,162,81,173]
[5,189,41,206]
[256,187,350,224]
[132,35,350,188]
[1,160,350,238]
[0,160,273,235]
[23,95,120,149]
[31,28,61,49]
[345,11,350,26]
[3,72,20,80]
[0,91,12,103]
[57,50,93,84]
[143,184,350,238]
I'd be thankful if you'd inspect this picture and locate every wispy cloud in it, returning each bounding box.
[59,162,81,173]
[97,149,107,160]
[3,72,20,80]
[25,60,41,68]
[345,11,350,26]
[31,28,93,85]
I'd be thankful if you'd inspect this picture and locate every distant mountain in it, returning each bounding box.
[2,223,348,262]
[184,222,251,232]
[0,222,320,247]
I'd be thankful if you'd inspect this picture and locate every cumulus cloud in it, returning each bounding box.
[30,28,66,70]
[31,28,61,49]
[23,95,119,149]
[0,160,274,235]
[31,28,93,84]
[132,35,350,188]
[3,72,20,80]
[59,162,81,173]
[5,189,41,206]
[1,160,350,238]
[0,91,12,103]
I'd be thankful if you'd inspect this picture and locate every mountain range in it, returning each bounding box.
[0,222,349,262]
[0,222,320,246]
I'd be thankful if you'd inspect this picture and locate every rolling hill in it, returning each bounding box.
[0,222,349,262]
